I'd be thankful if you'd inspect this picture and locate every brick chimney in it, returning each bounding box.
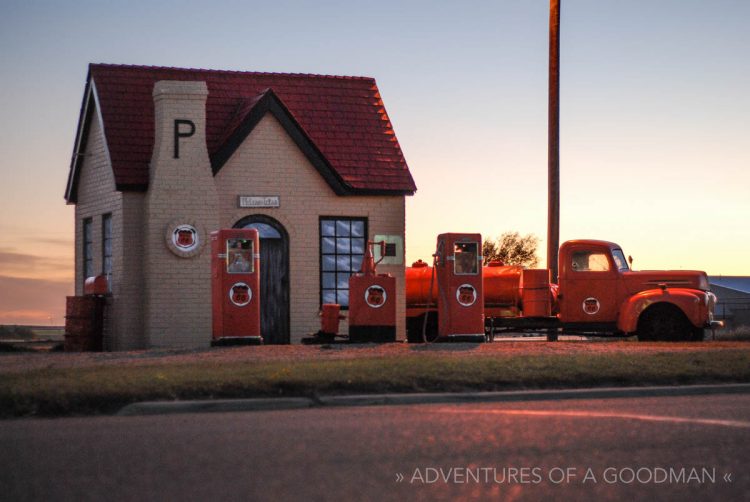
[143,81,219,347]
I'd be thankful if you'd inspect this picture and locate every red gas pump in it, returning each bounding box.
[348,241,397,343]
[211,229,261,345]
[435,233,484,341]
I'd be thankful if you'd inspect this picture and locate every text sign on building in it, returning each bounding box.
[238,196,280,208]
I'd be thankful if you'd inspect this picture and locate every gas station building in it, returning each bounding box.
[64,64,416,350]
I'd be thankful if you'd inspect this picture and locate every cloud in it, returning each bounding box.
[33,237,75,247]
[0,276,73,325]
[0,249,73,281]
[0,310,56,324]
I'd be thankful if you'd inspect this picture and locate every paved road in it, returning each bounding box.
[2,393,748,501]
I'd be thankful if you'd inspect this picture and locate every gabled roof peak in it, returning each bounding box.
[66,64,415,202]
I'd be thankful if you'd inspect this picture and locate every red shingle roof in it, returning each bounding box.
[67,63,416,200]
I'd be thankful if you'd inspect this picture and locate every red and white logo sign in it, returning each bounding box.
[173,225,198,252]
[365,285,387,308]
[456,284,477,307]
[582,297,601,315]
[229,282,252,307]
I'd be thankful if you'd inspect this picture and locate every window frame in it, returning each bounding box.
[319,216,368,310]
[82,217,93,286]
[102,213,113,292]
[611,248,630,272]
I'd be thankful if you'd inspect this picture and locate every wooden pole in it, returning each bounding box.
[547,0,561,283]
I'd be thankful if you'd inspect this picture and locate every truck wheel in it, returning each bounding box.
[637,304,693,342]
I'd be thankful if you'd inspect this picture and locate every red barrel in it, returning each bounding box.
[320,304,342,335]
[64,296,105,351]
[84,275,108,295]
[521,269,552,317]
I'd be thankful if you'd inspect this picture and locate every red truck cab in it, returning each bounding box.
[558,240,721,340]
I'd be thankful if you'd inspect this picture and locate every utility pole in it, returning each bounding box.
[547,0,561,283]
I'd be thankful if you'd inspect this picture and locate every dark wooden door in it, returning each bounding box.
[259,236,289,344]
[235,218,290,344]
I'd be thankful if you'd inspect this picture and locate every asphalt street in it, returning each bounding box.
[2,392,748,501]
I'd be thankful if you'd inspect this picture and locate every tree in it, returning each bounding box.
[482,232,540,268]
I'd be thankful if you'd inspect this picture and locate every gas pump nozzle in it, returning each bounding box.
[359,240,387,276]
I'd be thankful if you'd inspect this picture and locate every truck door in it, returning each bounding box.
[559,246,619,324]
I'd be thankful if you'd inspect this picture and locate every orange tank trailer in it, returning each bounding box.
[405,259,556,342]
[406,262,525,317]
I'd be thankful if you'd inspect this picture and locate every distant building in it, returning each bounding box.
[65,64,416,350]
[709,276,750,329]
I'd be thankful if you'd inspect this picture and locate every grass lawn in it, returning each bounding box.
[2,344,749,418]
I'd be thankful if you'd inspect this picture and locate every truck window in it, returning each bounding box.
[611,249,629,271]
[454,242,479,275]
[571,251,610,272]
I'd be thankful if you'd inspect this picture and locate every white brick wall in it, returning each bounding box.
[74,109,146,350]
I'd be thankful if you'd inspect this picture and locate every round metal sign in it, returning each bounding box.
[229,282,252,307]
[364,285,387,308]
[582,297,601,315]
[172,224,199,252]
[456,284,478,307]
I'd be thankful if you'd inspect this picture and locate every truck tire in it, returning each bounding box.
[637,304,694,342]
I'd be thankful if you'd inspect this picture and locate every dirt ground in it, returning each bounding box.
[1,339,747,374]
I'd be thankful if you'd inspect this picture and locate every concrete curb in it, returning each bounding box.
[117,397,314,416]
[116,383,750,416]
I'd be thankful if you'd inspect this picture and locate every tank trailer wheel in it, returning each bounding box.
[406,314,438,343]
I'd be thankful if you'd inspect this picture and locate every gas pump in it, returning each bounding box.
[435,233,484,341]
[211,229,261,345]
[348,241,397,342]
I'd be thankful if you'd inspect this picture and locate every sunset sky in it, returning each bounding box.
[1,0,748,325]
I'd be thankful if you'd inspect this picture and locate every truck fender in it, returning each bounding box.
[618,288,706,334]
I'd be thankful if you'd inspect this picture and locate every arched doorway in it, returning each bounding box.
[234,215,290,344]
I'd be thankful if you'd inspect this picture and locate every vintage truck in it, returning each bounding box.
[405,238,722,342]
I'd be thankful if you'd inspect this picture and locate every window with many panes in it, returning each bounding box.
[82,218,93,286]
[102,214,112,292]
[320,217,367,308]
